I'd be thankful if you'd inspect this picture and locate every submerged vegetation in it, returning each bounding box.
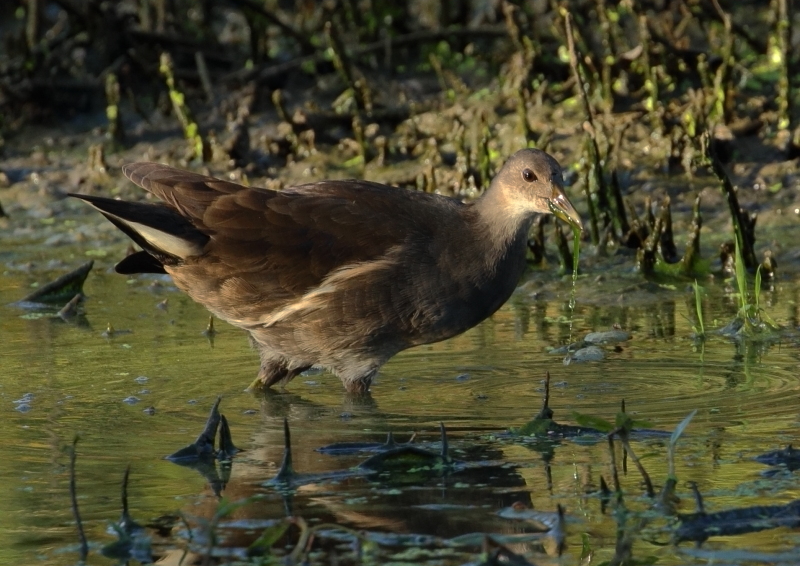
[77,397,800,565]
[70,394,800,564]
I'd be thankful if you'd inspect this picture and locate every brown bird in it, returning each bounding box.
[71,149,581,394]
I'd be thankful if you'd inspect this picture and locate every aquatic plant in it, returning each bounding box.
[105,73,124,145]
[159,52,210,162]
[720,235,779,338]
[690,280,705,339]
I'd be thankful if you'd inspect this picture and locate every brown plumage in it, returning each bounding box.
[71,149,581,394]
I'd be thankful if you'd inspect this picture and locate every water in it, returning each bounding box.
[2,226,800,565]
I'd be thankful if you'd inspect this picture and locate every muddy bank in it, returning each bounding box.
[1,1,799,281]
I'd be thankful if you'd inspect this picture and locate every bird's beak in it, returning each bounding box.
[548,183,582,232]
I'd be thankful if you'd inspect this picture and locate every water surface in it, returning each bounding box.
[2,222,800,565]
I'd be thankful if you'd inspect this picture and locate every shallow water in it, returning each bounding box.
[2,223,800,565]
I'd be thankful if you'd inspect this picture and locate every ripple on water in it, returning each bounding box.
[3,249,800,565]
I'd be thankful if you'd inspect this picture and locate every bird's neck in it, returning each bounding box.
[465,192,535,285]
[472,187,535,261]
[437,195,532,326]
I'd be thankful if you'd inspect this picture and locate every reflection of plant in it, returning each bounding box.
[571,407,696,564]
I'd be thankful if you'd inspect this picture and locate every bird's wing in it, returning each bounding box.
[123,163,460,301]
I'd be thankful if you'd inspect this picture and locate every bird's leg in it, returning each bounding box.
[247,361,310,392]
[245,333,309,391]
[342,367,378,395]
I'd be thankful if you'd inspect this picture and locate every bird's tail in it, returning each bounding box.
[69,194,209,274]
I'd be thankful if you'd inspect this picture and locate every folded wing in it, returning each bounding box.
[75,163,458,306]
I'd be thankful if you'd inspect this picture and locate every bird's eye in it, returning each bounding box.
[522,168,537,182]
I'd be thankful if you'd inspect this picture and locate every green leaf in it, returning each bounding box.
[629,418,654,430]
[734,236,747,310]
[693,280,705,336]
[615,412,634,431]
[670,410,697,449]
[580,532,592,560]
[754,265,762,312]
[248,520,290,554]
[571,412,613,433]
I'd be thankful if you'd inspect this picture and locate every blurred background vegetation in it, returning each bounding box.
[0,0,798,276]
[1,0,796,149]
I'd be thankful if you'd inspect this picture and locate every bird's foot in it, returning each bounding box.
[341,368,377,395]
